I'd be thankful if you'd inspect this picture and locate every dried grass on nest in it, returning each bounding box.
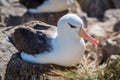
[49,55,120,80]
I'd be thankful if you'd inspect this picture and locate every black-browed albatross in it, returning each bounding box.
[21,14,98,67]
[20,0,74,13]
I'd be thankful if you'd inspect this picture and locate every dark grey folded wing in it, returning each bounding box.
[19,0,45,8]
[13,23,57,54]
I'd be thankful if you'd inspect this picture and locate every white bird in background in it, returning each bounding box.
[27,0,74,13]
[21,14,98,67]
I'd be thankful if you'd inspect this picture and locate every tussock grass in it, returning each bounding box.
[50,56,120,80]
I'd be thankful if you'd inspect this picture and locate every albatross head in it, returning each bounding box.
[57,14,98,47]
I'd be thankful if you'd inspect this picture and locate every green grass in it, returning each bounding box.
[50,56,120,80]
[99,58,120,80]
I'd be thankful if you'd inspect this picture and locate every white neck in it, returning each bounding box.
[50,25,85,66]
[58,26,78,42]
[51,24,81,52]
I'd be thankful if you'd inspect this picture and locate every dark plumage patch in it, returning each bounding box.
[19,0,45,8]
[68,23,77,28]
[13,27,53,54]
[33,24,49,30]
[113,21,120,32]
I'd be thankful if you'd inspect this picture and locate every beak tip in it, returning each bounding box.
[94,40,99,48]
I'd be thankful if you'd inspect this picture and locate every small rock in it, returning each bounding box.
[0,0,11,7]
[102,33,120,62]
[110,55,120,60]
[104,9,120,21]
[88,24,107,38]
[113,21,120,32]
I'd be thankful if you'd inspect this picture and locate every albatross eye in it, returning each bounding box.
[68,23,77,28]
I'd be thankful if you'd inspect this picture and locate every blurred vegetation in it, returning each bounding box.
[49,57,120,80]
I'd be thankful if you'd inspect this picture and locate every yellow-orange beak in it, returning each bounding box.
[79,27,98,47]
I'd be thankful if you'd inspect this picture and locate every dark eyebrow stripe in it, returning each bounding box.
[68,23,76,28]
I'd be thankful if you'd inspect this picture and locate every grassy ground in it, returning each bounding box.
[48,56,120,80]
